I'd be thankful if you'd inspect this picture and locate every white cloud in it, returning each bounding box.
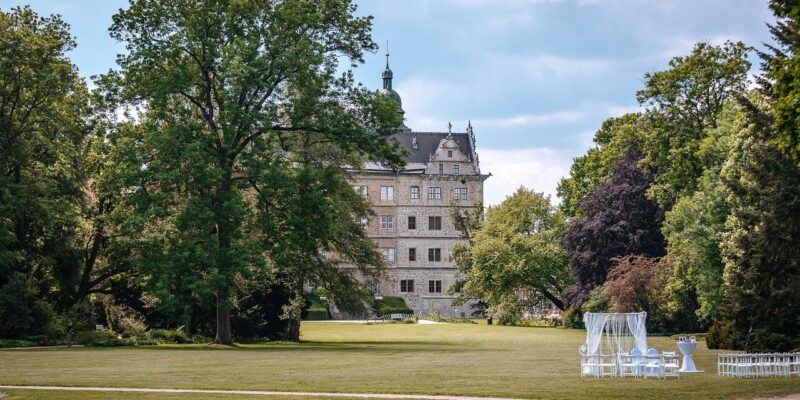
[395,78,464,131]
[475,111,585,128]
[479,147,572,206]
[521,55,617,80]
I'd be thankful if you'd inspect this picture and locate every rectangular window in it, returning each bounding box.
[381,248,395,262]
[453,164,460,174]
[380,216,394,230]
[429,280,442,293]
[408,248,416,262]
[353,185,368,197]
[380,186,394,201]
[447,150,453,158]
[428,248,442,262]
[428,187,442,200]
[408,216,416,230]
[355,216,368,226]
[428,216,442,230]
[454,187,468,200]
[439,163,444,174]
[400,279,415,293]
[410,186,419,199]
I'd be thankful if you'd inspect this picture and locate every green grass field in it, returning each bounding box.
[1,322,799,400]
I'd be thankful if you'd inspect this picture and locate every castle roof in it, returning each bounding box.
[393,131,474,164]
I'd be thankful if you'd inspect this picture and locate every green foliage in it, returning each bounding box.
[375,296,413,316]
[762,0,800,165]
[557,113,645,217]
[705,319,741,350]
[146,329,207,344]
[560,307,584,329]
[580,287,609,314]
[0,273,57,339]
[0,339,35,348]
[0,5,96,324]
[719,95,800,352]
[461,188,570,323]
[303,309,329,321]
[637,41,750,209]
[104,0,405,343]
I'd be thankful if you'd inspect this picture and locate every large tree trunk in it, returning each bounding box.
[214,287,232,344]
[287,317,301,342]
[214,170,234,344]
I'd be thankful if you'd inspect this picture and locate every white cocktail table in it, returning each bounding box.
[677,341,703,372]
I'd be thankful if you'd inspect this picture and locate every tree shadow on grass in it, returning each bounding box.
[131,340,487,353]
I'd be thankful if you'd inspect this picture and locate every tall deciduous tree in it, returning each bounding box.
[557,113,645,218]
[0,6,92,336]
[107,0,404,343]
[562,151,665,307]
[461,188,569,323]
[637,41,750,209]
[448,200,484,311]
[661,101,743,325]
[761,1,800,165]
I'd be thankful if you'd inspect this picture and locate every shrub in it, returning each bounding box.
[147,329,206,344]
[561,307,583,329]
[0,339,35,348]
[376,296,413,316]
[103,298,147,338]
[706,319,740,349]
[76,330,138,347]
[0,273,56,339]
[304,309,329,321]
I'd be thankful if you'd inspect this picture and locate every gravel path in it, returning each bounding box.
[1,385,797,400]
[0,385,521,400]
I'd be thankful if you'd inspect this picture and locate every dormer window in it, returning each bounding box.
[453,164,460,174]
[412,137,418,149]
[447,150,452,158]
[438,163,444,174]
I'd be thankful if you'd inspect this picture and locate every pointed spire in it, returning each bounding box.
[382,41,393,90]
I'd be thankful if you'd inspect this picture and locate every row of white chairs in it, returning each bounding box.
[718,353,800,378]
[581,349,680,379]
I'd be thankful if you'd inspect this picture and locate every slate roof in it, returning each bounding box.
[393,131,474,164]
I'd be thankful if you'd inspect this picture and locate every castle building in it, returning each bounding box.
[345,52,490,318]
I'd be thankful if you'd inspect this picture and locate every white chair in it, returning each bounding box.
[641,354,664,379]
[618,353,639,378]
[774,353,791,378]
[597,354,618,378]
[790,353,800,377]
[663,351,680,378]
[580,354,617,378]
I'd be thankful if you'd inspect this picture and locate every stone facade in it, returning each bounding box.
[338,54,489,318]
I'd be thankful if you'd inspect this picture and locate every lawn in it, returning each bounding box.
[1,321,798,400]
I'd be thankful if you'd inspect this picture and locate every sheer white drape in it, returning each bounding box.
[582,312,647,355]
[583,313,609,355]
[626,312,648,352]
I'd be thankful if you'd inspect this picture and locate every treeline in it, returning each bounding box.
[452,1,799,351]
[0,1,406,345]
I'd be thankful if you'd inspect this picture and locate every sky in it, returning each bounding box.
[11,0,777,205]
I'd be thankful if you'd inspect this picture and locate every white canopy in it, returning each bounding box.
[582,312,648,356]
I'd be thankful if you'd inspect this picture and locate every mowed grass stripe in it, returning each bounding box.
[0,322,799,400]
